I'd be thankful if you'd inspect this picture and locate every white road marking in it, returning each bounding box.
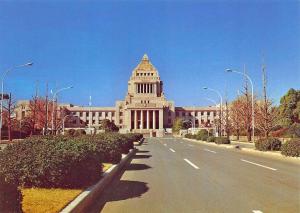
[180,142,183,144]
[241,159,277,171]
[204,148,216,154]
[169,148,176,153]
[188,144,194,147]
[164,144,167,146]
[184,158,199,169]
[252,210,263,213]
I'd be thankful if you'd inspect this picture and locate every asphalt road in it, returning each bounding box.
[88,137,300,213]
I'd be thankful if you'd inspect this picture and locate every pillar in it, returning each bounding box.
[141,110,144,129]
[147,110,150,129]
[153,110,156,129]
[134,110,137,129]
[159,109,163,129]
[128,110,131,130]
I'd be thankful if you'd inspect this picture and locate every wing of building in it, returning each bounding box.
[15,54,218,137]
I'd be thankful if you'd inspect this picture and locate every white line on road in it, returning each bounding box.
[180,142,183,144]
[204,148,216,154]
[164,144,167,146]
[169,148,176,153]
[188,144,194,147]
[241,159,277,171]
[184,158,199,169]
[252,210,263,213]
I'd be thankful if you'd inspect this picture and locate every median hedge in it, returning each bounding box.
[281,139,300,157]
[255,138,281,151]
[215,137,230,144]
[0,133,142,189]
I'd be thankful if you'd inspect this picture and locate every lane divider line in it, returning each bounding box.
[252,210,263,213]
[169,148,176,153]
[188,144,194,147]
[204,148,216,154]
[241,159,277,171]
[164,144,167,146]
[184,158,199,170]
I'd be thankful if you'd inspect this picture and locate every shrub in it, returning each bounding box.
[74,129,86,137]
[200,135,208,141]
[215,137,230,144]
[281,139,300,157]
[207,136,215,142]
[185,133,196,139]
[0,137,103,188]
[197,129,208,138]
[66,129,76,136]
[255,138,282,151]
[0,175,22,212]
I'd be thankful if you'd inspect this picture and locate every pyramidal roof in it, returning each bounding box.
[133,53,157,73]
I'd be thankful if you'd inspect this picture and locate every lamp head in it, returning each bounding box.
[26,62,33,66]
[203,87,208,90]
[226,69,233,72]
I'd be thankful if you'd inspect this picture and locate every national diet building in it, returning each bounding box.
[63,54,218,137]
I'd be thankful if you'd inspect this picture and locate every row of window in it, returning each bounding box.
[175,111,216,117]
[74,111,116,117]
[136,73,154,76]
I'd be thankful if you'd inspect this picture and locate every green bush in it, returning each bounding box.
[255,138,282,151]
[215,137,230,144]
[281,139,300,157]
[207,136,215,142]
[185,133,196,139]
[66,129,76,136]
[74,129,86,137]
[0,175,22,213]
[0,137,103,188]
[200,135,208,141]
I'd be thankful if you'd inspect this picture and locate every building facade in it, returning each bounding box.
[15,54,218,136]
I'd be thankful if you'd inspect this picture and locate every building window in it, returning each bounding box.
[151,73,153,76]
[119,112,123,116]
[188,112,191,116]
[120,119,123,124]
[112,112,115,117]
[168,111,171,116]
[105,112,108,117]
[80,112,83,116]
[86,112,89,116]
[92,112,95,116]
[214,112,216,116]
[176,111,179,116]
[168,119,171,124]
[201,112,204,116]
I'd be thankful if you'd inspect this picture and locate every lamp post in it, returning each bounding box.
[205,98,218,137]
[226,68,255,143]
[51,86,73,135]
[0,62,33,142]
[203,87,223,136]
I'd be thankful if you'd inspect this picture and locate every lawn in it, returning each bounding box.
[21,163,113,213]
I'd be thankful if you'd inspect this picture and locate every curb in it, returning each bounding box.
[183,138,300,162]
[60,148,138,213]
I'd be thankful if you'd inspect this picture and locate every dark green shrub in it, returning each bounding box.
[0,137,103,188]
[0,175,22,213]
[74,129,86,137]
[281,139,300,157]
[194,129,209,141]
[215,137,231,144]
[185,133,196,139]
[66,129,76,136]
[207,136,215,142]
[255,138,282,151]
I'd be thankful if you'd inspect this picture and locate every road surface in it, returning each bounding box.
[88,137,300,213]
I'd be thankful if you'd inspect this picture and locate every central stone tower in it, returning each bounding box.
[117,54,175,136]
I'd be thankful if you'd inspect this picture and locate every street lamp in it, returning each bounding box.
[205,98,218,137]
[51,86,73,135]
[203,87,223,136]
[226,68,255,143]
[0,62,33,142]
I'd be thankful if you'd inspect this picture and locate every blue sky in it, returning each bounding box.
[0,0,299,107]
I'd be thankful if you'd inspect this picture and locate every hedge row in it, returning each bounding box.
[185,133,230,144]
[281,139,300,157]
[0,176,22,213]
[255,138,282,151]
[0,132,143,189]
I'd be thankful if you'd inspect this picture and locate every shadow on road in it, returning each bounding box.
[132,154,152,159]
[137,150,149,153]
[126,163,152,171]
[87,171,149,212]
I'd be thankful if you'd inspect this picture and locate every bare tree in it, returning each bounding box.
[3,93,16,141]
[256,62,279,138]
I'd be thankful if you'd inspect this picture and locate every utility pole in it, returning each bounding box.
[262,57,268,138]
